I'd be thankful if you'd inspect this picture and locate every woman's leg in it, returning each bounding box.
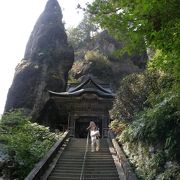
[91,138,96,152]
[96,139,100,151]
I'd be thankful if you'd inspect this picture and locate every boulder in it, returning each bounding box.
[5,0,74,119]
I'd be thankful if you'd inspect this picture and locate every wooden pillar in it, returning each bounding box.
[102,113,109,138]
[69,114,75,137]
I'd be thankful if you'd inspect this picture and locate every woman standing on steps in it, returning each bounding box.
[87,121,100,152]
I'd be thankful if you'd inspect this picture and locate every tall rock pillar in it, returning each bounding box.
[5,0,74,118]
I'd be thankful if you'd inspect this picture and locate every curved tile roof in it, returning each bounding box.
[49,77,115,98]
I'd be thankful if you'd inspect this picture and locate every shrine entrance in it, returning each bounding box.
[48,77,115,137]
[75,116,102,138]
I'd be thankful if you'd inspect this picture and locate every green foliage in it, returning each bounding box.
[68,61,84,83]
[68,50,114,83]
[85,50,109,64]
[66,13,98,50]
[111,71,174,121]
[147,151,166,176]
[110,69,179,179]
[1,109,28,126]
[119,140,180,179]
[156,166,180,180]
[148,49,180,81]
[68,72,79,83]
[109,119,127,134]
[84,50,113,82]
[120,91,179,160]
[87,0,180,79]
[0,109,62,179]
[134,150,167,180]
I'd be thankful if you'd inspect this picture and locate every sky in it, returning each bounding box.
[0,0,92,115]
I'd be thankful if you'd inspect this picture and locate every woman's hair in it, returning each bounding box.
[87,121,97,130]
[90,121,96,127]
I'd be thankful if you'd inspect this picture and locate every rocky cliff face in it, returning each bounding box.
[5,0,74,118]
[70,30,147,89]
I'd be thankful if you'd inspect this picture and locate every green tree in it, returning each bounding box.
[67,13,98,50]
[87,0,180,79]
[0,109,62,179]
[110,71,174,121]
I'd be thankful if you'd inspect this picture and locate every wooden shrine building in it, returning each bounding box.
[40,77,115,138]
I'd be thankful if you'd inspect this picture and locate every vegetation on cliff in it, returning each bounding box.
[67,13,98,51]
[69,50,113,83]
[109,72,179,179]
[86,0,180,179]
[0,109,63,179]
[67,17,147,87]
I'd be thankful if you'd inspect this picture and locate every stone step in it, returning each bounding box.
[54,165,117,170]
[58,158,113,161]
[50,172,119,177]
[58,157,114,160]
[54,167,116,170]
[48,176,120,180]
[49,174,119,178]
[50,172,118,176]
[49,175,119,179]
[65,147,109,150]
[65,152,111,154]
[56,164,116,168]
[52,169,118,173]
[59,154,112,158]
[46,138,120,180]
[53,167,117,170]
[56,161,115,165]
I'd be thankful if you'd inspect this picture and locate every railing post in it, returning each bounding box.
[69,126,74,137]
[103,128,108,138]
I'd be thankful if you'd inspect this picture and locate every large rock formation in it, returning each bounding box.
[70,30,147,89]
[5,0,74,119]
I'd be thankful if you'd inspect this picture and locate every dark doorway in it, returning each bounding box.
[75,117,102,138]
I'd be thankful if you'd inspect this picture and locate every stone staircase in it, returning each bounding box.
[48,138,120,180]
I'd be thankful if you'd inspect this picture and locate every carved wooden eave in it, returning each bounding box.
[49,77,115,99]
[48,77,115,112]
[46,77,115,137]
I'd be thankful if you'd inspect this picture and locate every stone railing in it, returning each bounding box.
[108,130,138,180]
[25,130,70,180]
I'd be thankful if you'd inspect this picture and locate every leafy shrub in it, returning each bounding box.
[148,49,180,81]
[0,109,62,179]
[109,119,127,134]
[120,91,179,160]
[69,50,114,83]
[110,71,175,121]
[68,61,84,82]
[111,69,179,179]
[84,50,113,82]
[85,50,109,64]
[111,72,158,121]
[117,90,179,179]
[1,109,28,126]
[156,165,180,180]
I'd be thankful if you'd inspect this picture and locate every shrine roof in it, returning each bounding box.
[49,77,115,98]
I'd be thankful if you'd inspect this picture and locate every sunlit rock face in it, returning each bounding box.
[71,30,147,89]
[5,0,74,118]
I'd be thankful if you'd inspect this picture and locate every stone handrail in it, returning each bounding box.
[108,130,138,180]
[25,130,70,180]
